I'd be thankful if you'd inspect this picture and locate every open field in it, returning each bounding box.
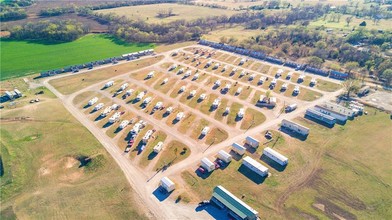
[97,3,239,24]
[0,34,154,80]
[49,55,163,95]
[0,88,147,219]
[180,108,392,219]
[310,15,391,31]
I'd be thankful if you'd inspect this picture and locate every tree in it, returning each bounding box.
[281,43,290,54]
[345,61,359,76]
[345,16,353,26]
[380,69,392,86]
[342,79,360,98]
[307,56,324,68]
[359,21,367,26]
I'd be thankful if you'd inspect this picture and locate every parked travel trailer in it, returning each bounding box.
[143,97,152,104]
[190,90,197,97]
[166,106,173,114]
[199,93,207,100]
[237,108,245,118]
[258,76,266,84]
[242,156,269,177]
[245,136,259,148]
[213,63,220,69]
[281,119,310,136]
[310,78,317,86]
[286,72,293,79]
[147,71,155,78]
[94,103,104,111]
[101,106,112,117]
[217,150,232,163]
[231,68,237,74]
[263,147,288,166]
[236,87,242,95]
[143,130,153,143]
[104,81,114,88]
[177,68,184,74]
[88,97,98,106]
[239,58,246,65]
[201,126,210,135]
[298,74,305,82]
[179,86,186,93]
[232,143,246,155]
[169,64,177,70]
[154,102,163,109]
[281,83,288,91]
[120,83,129,91]
[153,142,164,153]
[160,177,175,193]
[184,70,192,77]
[222,65,228,72]
[111,103,119,110]
[176,112,185,120]
[201,157,215,172]
[126,89,134,96]
[162,78,169,84]
[119,120,129,129]
[193,73,200,80]
[136,91,145,100]
[224,107,230,114]
[293,86,300,94]
[276,69,284,78]
[285,103,298,112]
[214,80,221,87]
[249,74,256,81]
[257,96,277,108]
[240,70,246,77]
[109,112,121,123]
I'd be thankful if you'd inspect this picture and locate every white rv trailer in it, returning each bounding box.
[94,103,104,111]
[119,120,129,129]
[201,126,210,135]
[232,143,246,155]
[245,136,259,148]
[109,112,121,123]
[153,142,164,153]
[120,83,129,91]
[104,81,114,88]
[281,119,310,136]
[88,97,98,106]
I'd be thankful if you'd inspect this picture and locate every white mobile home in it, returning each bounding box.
[94,103,104,111]
[314,105,347,123]
[320,102,355,118]
[245,136,259,148]
[306,108,336,125]
[160,177,175,193]
[201,126,210,135]
[217,150,232,163]
[120,83,129,91]
[232,143,246,155]
[242,156,269,177]
[281,119,310,136]
[201,157,215,172]
[263,147,288,166]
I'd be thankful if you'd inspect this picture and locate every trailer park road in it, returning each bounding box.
[42,46,344,220]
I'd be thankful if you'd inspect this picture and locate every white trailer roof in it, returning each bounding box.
[160,177,175,188]
[246,136,259,144]
[201,157,214,167]
[243,156,268,173]
[263,147,288,162]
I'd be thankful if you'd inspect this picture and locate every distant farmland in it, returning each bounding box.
[0,34,154,80]
[97,3,239,24]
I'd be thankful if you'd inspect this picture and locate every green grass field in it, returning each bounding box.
[310,15,391,31]
[0,34,154,80]
[181,108,392,219]
[97,3,239,24]
[0,80,147,219]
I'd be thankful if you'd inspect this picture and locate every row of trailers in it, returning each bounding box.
[40,49,154,77]
[305,101,364,126]
[199,40,349,80]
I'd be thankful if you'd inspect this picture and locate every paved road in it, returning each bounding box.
[40,46,344,220]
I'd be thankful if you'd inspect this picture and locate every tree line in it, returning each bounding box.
[10,20,89,42]
[0,0,33,21]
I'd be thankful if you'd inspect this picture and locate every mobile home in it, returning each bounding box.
[263,147,288,166]
[281,119,309,136]
[217,150,232,163]
[242,156,269,177]
[245,136,259,148]
[232,143,246,155]
[160,177,175,192]
[201,157,215,172]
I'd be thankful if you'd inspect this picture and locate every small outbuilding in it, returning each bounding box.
[160,177,175,193]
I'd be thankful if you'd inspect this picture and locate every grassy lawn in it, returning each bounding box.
[203,26,260,43]
[97,3,239,24]
[0,84,147,219]
[154,140,190,171]
[309,14,391,31]
[226,102,243,126]
[0,34,154,80]
[240,108,266,130]
[49,55,163,95]
[138,131,168,168]
[316,79,342,92]
[180,108,392,219]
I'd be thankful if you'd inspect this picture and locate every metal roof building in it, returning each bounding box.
[211,185,259,220]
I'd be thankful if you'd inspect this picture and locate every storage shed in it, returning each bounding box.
[232,143,246,155]
[263,147,288,166]
[160,177,175,193]
[242,156,269,177]
[245,136,259,148]
[217,150,232,163]
[281,119,310,136]
[201,157,215,172]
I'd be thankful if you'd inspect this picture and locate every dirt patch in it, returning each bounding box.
[59,169,83,183]
[64,157,79,169]
[38,167,50,176]
[313,198,357,220]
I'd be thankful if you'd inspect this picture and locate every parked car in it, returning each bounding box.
[197,167,206,174]
[214,162,221,169]
[216,159,224,167]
